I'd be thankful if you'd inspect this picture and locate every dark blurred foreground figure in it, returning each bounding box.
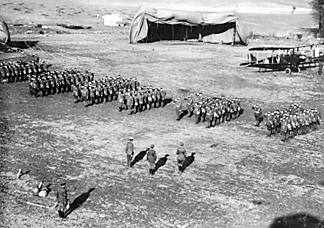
[179,152,196,172]
[55,183,68,218]
[269,212,324,228]
[252,104,263,126]
[125,137,134,167]
[147,144,157,175]
[176,142,187,171]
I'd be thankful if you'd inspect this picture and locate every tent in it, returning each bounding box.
[129,6,247,45]
[0,17,10,44]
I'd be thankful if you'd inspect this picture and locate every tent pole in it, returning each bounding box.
[232,22,236,45]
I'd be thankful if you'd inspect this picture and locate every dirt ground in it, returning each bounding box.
[1,0,324,228]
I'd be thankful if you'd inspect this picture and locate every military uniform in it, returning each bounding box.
[56,183,68,218]
[252,104,263,126]
[159,88,166,107]
[205,107,213,128]
[280,117,289,141]
[184,96,194,117]
[174,98,183,121]
[193,102,201,124]
[176,143,187,171]
[125,137,134,167]
[138,93,144,112]
[147,145,157,175]
[133,93,139,114]
[260,105,322,141]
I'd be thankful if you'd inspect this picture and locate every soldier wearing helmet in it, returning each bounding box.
[174,98,183,121]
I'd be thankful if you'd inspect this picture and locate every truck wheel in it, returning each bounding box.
[296,67,301,74]
[285,68,292,75]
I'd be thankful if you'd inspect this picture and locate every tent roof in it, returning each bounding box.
[133,6,239,26]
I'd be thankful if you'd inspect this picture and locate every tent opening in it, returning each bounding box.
[129,6,247,45]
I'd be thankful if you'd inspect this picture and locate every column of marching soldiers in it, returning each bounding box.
[1,58,321,139]
[173,93,244,128]
[253,104,321,141]
[72,77,167,114]
[0,58,168,114]
[0,59,48,84]
[29,69,94,97]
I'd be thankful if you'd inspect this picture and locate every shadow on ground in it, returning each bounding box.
[8,41,39,49]
[164,98,173,106]
[300,27,318,34]
[178,110,188,121]
[64,188,95,218]
[130,148,149,167]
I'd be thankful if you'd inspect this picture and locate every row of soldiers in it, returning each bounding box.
[117,87,167,114]
[174,93,243,128]
[0,58,49,83]
[252,104,321,141]
[29,69,94,97]
[72,77,141,106]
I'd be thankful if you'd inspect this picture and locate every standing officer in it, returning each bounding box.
[147,144,157,175]
[176,142,187,171]
[125,137,134,167]
[56,182,68,218]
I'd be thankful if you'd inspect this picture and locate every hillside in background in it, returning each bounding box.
[0,0,317,39]
[79,0,313,13]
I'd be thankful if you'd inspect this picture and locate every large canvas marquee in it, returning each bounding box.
[129,6,247,45]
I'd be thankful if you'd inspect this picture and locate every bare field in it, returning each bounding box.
[1,0,324,228]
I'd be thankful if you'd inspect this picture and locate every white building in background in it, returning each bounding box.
[102,14,123,26]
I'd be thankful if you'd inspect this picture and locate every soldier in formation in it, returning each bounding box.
[174,93,243,128]
[263,104,321,141]
[0,59,48,84]
[29,68,94,97]
[72,76,141,107]
[174,98,184,121]
[118,86,167,115]
[252,104,263,126]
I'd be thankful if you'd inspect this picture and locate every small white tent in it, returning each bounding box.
[102,14,123,26]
